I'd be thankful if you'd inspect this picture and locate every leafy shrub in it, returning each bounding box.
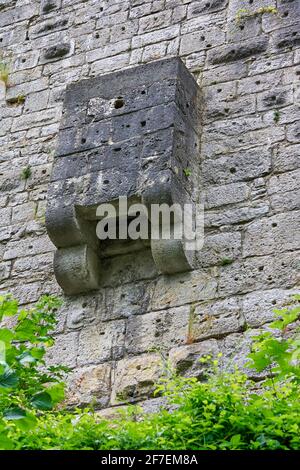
[0,294,299,450]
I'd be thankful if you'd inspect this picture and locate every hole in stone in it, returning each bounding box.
[238,138,243,143]
[234,277,239,281]
[292,31,297,36]
[205,2,210,7]
[136,365,141,370]
[25,31,29,40]
[186,102,190,108]
[81,138,86,144]
[283,11,289,17]
[230,49,235,55]
[100,7,103,12]
[0,38,2,43]
[141,90,146,95]
[29,245,33,249]
[103,179,109,184]
[224,108,229,113]
[272,222,277,227]
[82,302,87,308]
[259,266,264,271]
[256,80,260,85]
[201,36,205,41]
[141,120,146,127]
[114,98,124,109]
[230,167,236,174]
[22,58,26,63]
[217,88,222,93]
[206,43,212,48]
[121,26,125,31]
[249,0,253,4]
[114,147,122,152]
[120,294,125,299]
[42,169,46,174]
[271,95,276,101]
[95,32,100,39]
[126,124,130,128]
[240,25,244,30]
[272,299,277,305]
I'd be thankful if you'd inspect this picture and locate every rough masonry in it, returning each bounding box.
[46,58,200,295]
[0,0,299,412]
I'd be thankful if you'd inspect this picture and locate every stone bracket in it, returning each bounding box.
[46,57,201,295]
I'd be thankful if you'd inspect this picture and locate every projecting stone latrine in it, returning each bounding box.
[0,0,299,414]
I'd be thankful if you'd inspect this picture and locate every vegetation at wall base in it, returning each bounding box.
[0,294,299,450]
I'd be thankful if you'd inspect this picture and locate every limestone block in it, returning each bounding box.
[243,211,300,257]
[207,38,268,65]
[191,297,245,341]
[125,305,190,354]
[111,354,163,404]
[196,232,241,267]
[104,281,152,321]
[46,332,78,368]
[205,183,249,209]
[218,251,300,297]
[66,364,111,408]
[169,339,219,378]
[242,288,299,328]
[77,320,126,365]
[151,270,217,310]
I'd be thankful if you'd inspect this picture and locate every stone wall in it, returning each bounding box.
[0,0,299,411]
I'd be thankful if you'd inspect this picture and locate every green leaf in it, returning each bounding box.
[0,328,14,344]
[17,351,37,365]
[3,407,26,420]
[14,413,37,431]
[0,433,14,450]
[0,367,18,388]
[230,434,241,447]
[31,391,53,410]
[47,383,65,405]
[0,297,18,322]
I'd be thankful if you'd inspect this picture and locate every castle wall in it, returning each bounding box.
[0,0,299,411]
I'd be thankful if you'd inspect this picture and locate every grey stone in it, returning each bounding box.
[243,211,300,257]
[169,340,220,378]
[111,354,163,404]
[77,320,126,365]
[207,38,268,65]
[46,58,201,294]
[242,288,299,328]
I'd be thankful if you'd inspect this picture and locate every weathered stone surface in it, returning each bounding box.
[125,305,190,354]
[46,332,78,368]
[205,183,249,209]
[218,252,300,297]
[202,148,272,185]
[1,0,300,414]
[191,297,245,341]
[104,281,152,321]
[207,38,268,65]
[169,340,219,378]
[66,364,111,408]
[46,57,201,294]
[111,354,163,404]
[77,320,126,365]
[196,232,241,267]
[242,288,299,328]
[151,270,217,310]
[243,211,300,257]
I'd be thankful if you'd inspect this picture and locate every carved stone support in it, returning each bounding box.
[46,57,201,294]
